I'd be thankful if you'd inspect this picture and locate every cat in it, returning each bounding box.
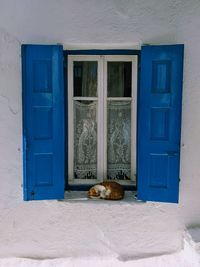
[88,181,124,200]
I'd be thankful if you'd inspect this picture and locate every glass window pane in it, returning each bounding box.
[107,62,132,97]
[74,61,97,97]
[74,100,97,179]
[107,101,131,180]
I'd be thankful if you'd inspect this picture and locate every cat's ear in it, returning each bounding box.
[88,186,98,198]
[99,187,107,199]
[105,188,111,197]
[88,184,106,199]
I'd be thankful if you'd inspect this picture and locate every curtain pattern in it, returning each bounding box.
[74,101,97,179]
[107,101,131,180]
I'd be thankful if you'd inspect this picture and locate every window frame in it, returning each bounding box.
[64,49,140,191]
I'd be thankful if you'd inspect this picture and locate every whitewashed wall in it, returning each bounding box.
[0,0,200,264]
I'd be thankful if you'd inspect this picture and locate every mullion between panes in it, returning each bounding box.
[97,56,104,182]
[103,56,107,181]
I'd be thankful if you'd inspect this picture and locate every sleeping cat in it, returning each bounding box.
[88,181,124,200]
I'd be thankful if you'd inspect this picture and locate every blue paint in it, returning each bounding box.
[65,49,140,56]
[22,45,65,200]
[150,108,169,141]
[137,45,184,203]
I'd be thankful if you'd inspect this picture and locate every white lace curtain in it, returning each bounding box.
[107,101,131,180]
[73,100,131,181]
[74,101,97,179]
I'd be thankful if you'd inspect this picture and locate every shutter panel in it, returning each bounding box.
[22,45,65,200]
[137,45,184,203]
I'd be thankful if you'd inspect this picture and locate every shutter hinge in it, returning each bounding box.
[30,190,35,200]
[134,193,146,203]
[63,57,67,69]
[24,136,28,151]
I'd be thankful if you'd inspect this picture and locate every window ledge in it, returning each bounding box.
[61,191,145,205]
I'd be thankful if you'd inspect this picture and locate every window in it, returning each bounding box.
[22,45,184,203]
[68,55,137,187]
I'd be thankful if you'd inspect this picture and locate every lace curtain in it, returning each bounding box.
[107,101,131,180]
[73,101,131,181]
[74,101,97,179]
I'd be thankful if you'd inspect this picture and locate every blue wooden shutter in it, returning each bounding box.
[22,45,65,200]
[137,45,184,203]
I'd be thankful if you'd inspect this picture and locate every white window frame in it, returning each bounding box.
[68,55,138,185]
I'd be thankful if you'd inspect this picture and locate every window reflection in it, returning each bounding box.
[107,62,132,97]
[74,61,97,97]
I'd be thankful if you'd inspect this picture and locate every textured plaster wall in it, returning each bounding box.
[0,0,200,265]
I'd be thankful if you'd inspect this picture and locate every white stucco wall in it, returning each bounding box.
[1,0,200,265]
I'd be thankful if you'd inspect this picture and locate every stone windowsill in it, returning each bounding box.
[62,190,145,205]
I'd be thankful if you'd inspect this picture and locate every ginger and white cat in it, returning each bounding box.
[88,181,124,200]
